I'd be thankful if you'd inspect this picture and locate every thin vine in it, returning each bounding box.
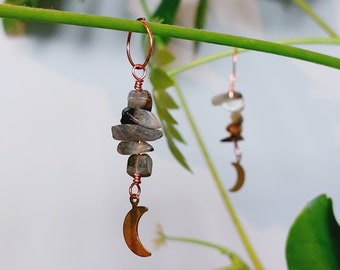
[0,4,339,69]
[294,0,339,38]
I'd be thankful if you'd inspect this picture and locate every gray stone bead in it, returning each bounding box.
[212,91,245,112]
[127,90,153,111]
[117,141,154,155]
[112,124,163,141]
[127,154,153,177]
[121,107,161,129]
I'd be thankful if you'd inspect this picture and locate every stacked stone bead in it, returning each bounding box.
[212,91,244,142]
[111,89,163,180]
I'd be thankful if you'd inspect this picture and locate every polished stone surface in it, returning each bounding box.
[120,107,161,129]
[117,141,154,155]
[127,154,153,177]
[112,124,163,141]
[212,91,245,112]
[127,90,153,111]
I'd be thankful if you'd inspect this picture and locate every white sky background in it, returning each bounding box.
[0,0,339,269]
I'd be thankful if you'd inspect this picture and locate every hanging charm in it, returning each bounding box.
[111,18,162,257]
[212,50,246,192]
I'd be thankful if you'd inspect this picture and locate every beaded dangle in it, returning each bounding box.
[212,50,245,192]
[111,18,162,257]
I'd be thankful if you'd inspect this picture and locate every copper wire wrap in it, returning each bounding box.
[126,18,153,92]
[129,173,142,200]
[234,141,242,163]
[231,50,242,163]
[228,50,238,98]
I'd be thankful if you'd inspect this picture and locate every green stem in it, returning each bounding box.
[161,234,250,268]
[294,0,339,38]
[164,235,235,257]
[173,82,264,270]
[168,37,340,76]
[0,4,339,69]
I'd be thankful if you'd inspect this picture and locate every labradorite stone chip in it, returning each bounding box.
[127,154,153,177]
[117,141,154,155]
[120,107,161,129]
[112,124,163,141]
[127,90,153,111]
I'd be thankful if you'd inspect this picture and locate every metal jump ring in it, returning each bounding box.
[132,64,147,81]
[129,182,141,199]
[126,17,153,69]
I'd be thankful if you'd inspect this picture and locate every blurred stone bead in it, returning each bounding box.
[117,141,154,155]
[231,111,243,124]
[221,135,243,142]
[212,91,245,112]
[112,124,163,141]
[120,107,161,129]
[127,154,153,177]
[227,123,242,136]
[127,90,153,111]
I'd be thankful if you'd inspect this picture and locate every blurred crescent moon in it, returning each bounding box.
[229,162,245,192]
[123,205,152,257]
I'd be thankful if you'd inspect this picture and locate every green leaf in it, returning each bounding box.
[151,0,181,44]
[214,250,250,270]
[152,0,181,25]
[153,48,176,67]
[3,0,40,35]
[151,69,190,171]
[155,90,179,109]
[286,194,340,270]
[164,128,191,172]
[150,68,175,91]
[167,124,186,143]
[216,257,250,270]
[194,0,208,29]
[155,102,177,125]
[5,0,39,5]
[194,0,209,51]
[2,18,25,35]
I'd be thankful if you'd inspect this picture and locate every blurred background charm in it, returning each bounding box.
[212,50,245,192]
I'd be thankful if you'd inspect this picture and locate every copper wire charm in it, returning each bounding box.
[212,50,246,192]
[111,18,161,257]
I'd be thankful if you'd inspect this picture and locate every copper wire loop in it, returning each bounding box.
[129,174,142,199]
[129,183,141,199]
[132,64,147,81]
[126,17,153,69]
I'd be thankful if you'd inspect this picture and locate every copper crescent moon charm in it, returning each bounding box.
[229,162,245,192]
[123,203,152,257]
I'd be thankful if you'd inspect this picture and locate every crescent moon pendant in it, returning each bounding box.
[123,205,152,257]
[229,162,245,192]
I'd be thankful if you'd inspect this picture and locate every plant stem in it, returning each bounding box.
[168,37,340,76]
[173,82,264,270]
[294,0,339,38]
[0,4,339,69]
[164,234,237,257]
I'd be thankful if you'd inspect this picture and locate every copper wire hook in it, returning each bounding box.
[228,49,238,98]
[126,18,154,69]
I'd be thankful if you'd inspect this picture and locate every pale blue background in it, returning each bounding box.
[0,0,339,269]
